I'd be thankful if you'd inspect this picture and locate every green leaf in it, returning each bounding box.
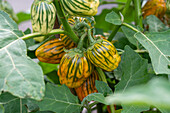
[121,25,138,46]
[115,46,152,113]
[0,93,27,113]
[94,8,119,32]
[105,11,122,25]
[146,15,167,32]
[0,11,45,100]
[106,78,170,111]
[81,93,107,105]
[36,83,81,113]
[26,100,39,112]
[16,11,31,24]
[95,81,113,95]
[0,39,45,100]
[0,11,18,30]
[134,30,170,74]
[115,46,152,92]
[39,62,59,75]
[0,10,22,49]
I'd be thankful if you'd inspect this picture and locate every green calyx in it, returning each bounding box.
[64,32,87,58]
[73,20,91,37]
[87,29,103,48]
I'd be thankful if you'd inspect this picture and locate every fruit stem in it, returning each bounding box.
[88,29,95,44]
[54,0,79,44]
[77,32,87,50]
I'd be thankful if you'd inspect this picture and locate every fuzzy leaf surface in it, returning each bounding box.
[0,11,45,100]
[134,30,170,74]
[36,83,81,113]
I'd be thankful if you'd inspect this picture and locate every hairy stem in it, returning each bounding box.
[118,49,148,55]
[54,0,79,44]
[133,0,142,27]
[21,29,65,40]
[122,23,139,32]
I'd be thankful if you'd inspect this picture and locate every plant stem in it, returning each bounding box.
[21,29,65,40]
[88,29,95,43]
[54,0,79,44]
[100,1,126,5]
[121,0,132,16]
[77,33,87,50]
[108,25,121,41]
[133,0,143,27]
[118,49,148,55]
[122,23,139,32]
[108,0,133,41]
[96,67,107,83]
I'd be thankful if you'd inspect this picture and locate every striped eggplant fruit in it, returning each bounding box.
[74,70,98,101]
[31,0,56,42]
[35,38,65,64]
[60,0,99,16]
[86,39,121,71]
[58,50,94,88]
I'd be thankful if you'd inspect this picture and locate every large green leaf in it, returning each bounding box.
[146,15,167,32]
[115,46,152,92]
[36,83,81,113]
[0,11,45,100]
[134,30,170,74]
[0,39,45,100]
[0,93,27,113]
[106,78,170,111]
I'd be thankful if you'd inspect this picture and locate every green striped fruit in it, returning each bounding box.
[60,0,99,16]
[86,39,121,71]
[58,49,94,88]
[74,70,98,101]
[31,0,56,42]
[35,38,65,64]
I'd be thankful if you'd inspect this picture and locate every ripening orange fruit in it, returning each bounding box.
[142,0,167,20]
